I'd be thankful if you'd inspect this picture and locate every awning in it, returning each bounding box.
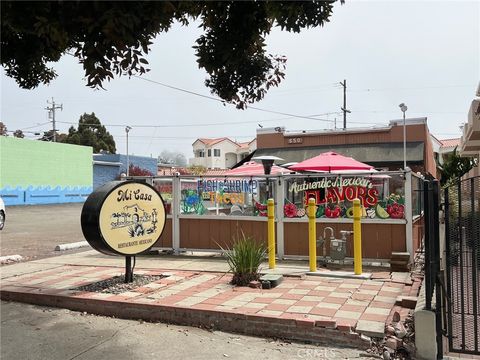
[254,142,424,166]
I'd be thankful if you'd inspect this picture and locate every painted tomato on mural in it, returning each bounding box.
[387,203,405,219]
[284,203,297,218]
[325,204,341,218]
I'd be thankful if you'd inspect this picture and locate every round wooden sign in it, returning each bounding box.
[81,181,166,256]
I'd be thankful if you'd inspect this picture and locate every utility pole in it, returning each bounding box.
[125,126,132,176]
[339,80,350,129]
[45,98,63,142]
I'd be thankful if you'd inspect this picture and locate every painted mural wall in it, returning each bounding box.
[0,137,93,205]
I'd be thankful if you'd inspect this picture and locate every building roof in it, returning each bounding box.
[197,137,229,146]
[157,167,227,176]
[440,138,460,149]
[194,137,255,148]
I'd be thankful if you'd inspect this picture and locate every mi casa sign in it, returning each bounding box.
[81,181,166,256]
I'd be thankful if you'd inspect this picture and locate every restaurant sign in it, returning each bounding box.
[81,181,166,256]
[289,177,379,207]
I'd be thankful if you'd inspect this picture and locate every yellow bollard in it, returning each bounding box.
[353,198,363,275]
[308,198,317,272]
[267,198,276,269]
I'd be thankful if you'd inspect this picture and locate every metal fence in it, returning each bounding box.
[444,176,480,355]
[126,171,412,259]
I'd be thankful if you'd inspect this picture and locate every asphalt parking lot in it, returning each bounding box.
[1,203,90,261]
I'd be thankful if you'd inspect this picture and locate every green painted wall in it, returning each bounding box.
[0,137,93,188]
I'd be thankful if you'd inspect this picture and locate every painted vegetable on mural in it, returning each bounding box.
[284,203,297,218]
[387,203,405,219]
[325,204,341,218]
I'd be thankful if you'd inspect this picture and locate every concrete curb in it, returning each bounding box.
[414,280,436,360]
[0,255,23,264]
[306,271,372,280]
[0,288,369,349]
[54,241,90,251]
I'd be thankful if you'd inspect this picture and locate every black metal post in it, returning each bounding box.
[444,186,454,351]
[424,179,432,310]
[125,256,133,283]
[458,180,466,351]
[470,178,478,353]
[433,180,443,359]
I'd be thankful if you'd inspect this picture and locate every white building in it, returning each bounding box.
[189,137,256,169]
[459,82,480,177]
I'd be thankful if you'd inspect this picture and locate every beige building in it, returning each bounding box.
[254,118,438,176]
[459,83,480,177]
[189,137,256,169]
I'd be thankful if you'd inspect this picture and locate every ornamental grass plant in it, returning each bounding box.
[220,231,267,286]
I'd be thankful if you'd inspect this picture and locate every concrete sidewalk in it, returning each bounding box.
[0,251,420,348]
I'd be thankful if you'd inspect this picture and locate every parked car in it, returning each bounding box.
[0,197,5,230]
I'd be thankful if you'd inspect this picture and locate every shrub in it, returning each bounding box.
[221,232,267,286]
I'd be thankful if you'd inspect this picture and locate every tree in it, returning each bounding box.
[64,113,116,153]
[39,130,67,142]
[0,122,7,136]
[1,1,337,109]
[188,165,207,175]
[128,164,154,177]
[158,150,187,166]
[440,147,478,186]
[13,129,24,138]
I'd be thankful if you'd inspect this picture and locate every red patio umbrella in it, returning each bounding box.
[288,151,374,172]
[224,161,292,176]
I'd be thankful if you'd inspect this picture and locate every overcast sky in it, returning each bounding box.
[2,1,479,159]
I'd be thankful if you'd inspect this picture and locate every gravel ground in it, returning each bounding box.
[1,203,89,262]
[76,274,167,294]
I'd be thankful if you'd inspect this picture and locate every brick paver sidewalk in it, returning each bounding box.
[0,264,420,347]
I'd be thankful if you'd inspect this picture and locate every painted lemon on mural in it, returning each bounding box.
[346,206,368,218]
[346,207,354,218]
[376,204,390,219]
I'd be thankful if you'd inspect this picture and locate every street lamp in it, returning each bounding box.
[252,155,284,199]
[125,126,132,176]
[399,103,408,170]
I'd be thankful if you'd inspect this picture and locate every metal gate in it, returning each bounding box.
[423,178,443,359]
[444,176,480,355]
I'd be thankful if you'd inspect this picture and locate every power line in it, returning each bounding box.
[55,112,336,129]
[117,135,253,139]
[349,84,472,92]
[134,76,334,123]
[20,121,51,131]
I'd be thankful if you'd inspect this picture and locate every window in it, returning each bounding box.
[214,149,221,157]
[207,149,211,157]
[197,150,205,158]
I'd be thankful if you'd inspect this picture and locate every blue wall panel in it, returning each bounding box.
[93,154,157,189]
[0,186,93,206]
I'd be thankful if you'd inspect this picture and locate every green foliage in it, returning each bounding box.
[13,129,24,138]
[63,113,116,153]
[128,164,154,177]
[39,130,67,142]
[220,232,267,286]
[187,165,207,175]
[440,146,478,187]
[1,1,337,108]
[0,122,7,136]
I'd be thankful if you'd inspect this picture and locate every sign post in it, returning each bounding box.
[81,181,167,283]
[308,198,317,272]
